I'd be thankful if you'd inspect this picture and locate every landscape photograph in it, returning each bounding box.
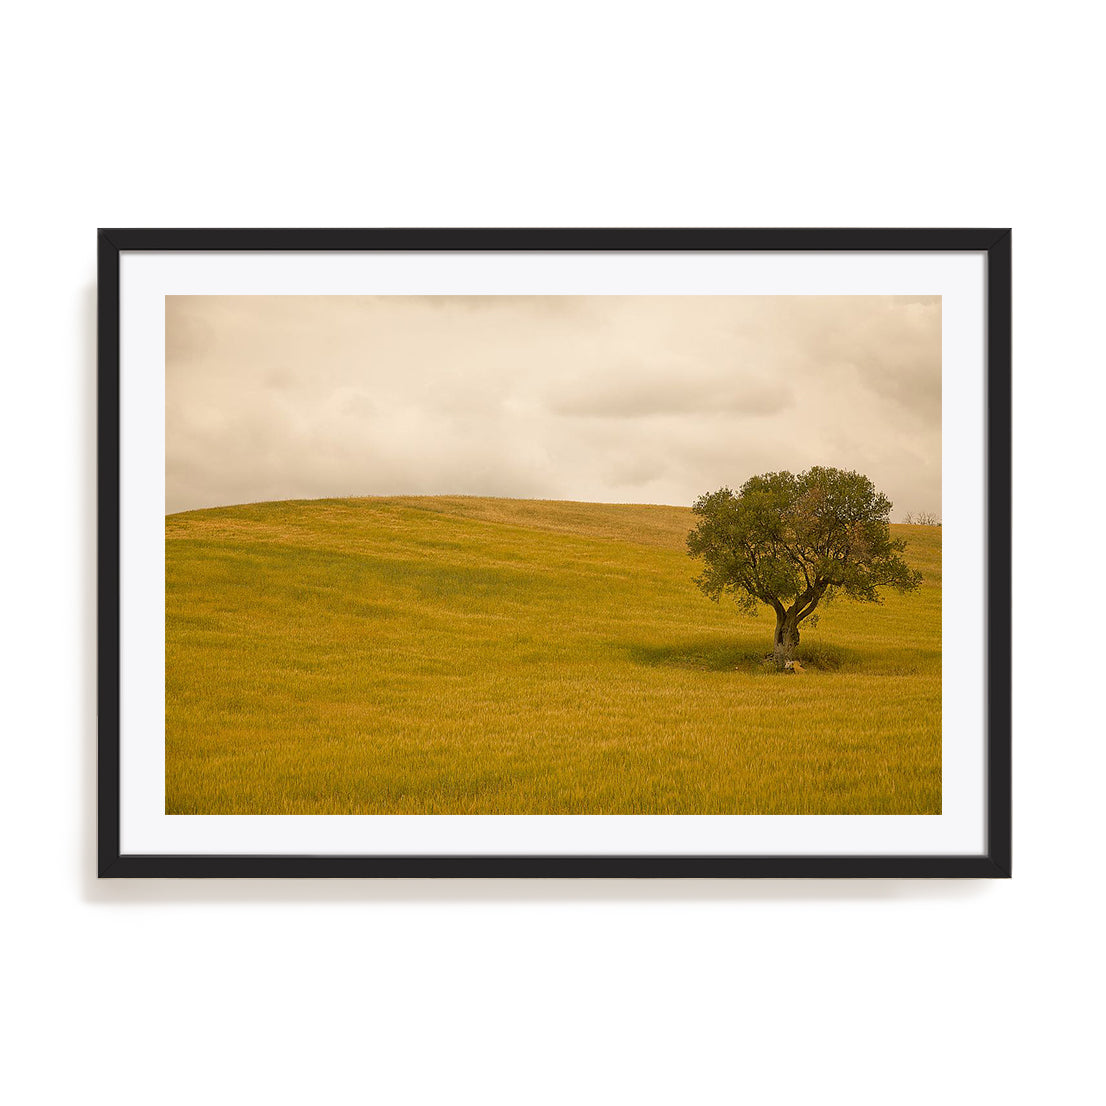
[165,294,941,816]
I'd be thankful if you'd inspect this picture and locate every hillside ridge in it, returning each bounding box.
[167,494,936,556]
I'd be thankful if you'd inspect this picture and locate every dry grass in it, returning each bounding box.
[166,496,941,814]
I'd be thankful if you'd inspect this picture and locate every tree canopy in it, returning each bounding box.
[686,467,921,668]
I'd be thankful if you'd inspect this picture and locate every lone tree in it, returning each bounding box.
[687,467,921,670]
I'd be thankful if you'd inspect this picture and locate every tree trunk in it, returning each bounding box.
[773,609,800,671]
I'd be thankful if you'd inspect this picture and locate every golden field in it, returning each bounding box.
[166,496,941,814]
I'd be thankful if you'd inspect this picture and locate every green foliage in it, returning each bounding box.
[687,467,922,625]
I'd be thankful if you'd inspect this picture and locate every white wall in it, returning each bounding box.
[2,3,1099,1103]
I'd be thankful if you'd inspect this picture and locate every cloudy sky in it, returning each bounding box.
[166,295,941,519]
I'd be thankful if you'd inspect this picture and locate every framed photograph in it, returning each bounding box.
[98,228,1011,878]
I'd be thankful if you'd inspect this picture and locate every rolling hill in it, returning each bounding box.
[166,496,941,815]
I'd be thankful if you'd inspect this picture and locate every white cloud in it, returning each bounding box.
[166,295,941,519]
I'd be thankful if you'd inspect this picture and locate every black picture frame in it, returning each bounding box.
[98,227,1011,878]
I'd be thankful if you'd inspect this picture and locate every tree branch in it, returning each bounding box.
[795,581,828,622]
[795,598,819,623]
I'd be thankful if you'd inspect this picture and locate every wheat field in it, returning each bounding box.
[165,496,941,815]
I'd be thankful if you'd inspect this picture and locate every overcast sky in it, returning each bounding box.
[166,295,941,519]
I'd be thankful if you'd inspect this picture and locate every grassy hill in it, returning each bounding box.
[166,496,941,815]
